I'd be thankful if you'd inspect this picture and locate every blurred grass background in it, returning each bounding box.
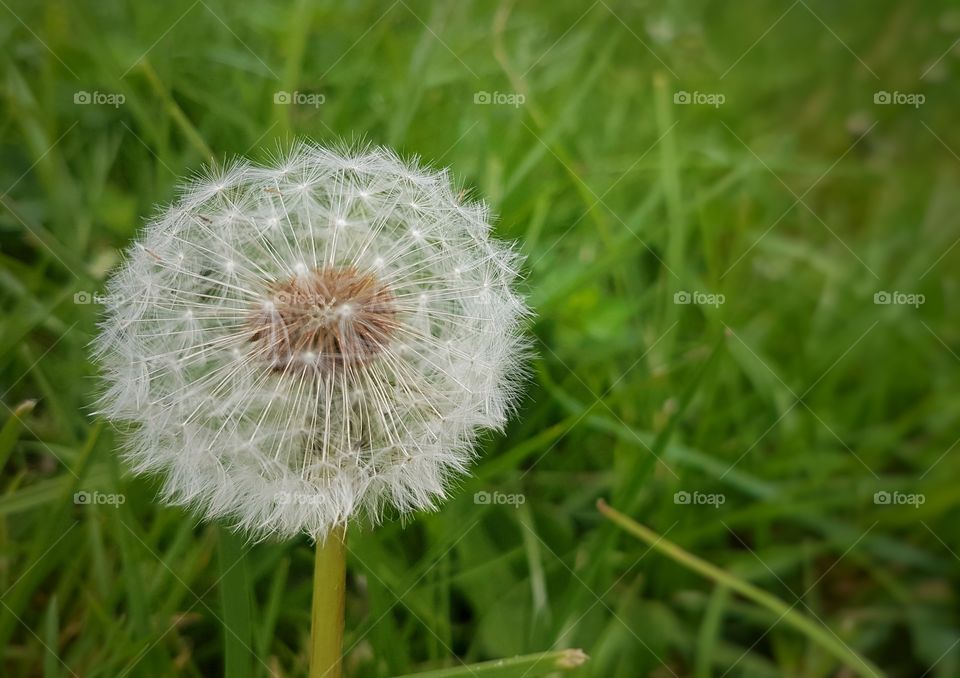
[2,0,959,676]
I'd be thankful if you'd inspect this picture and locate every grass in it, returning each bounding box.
[1,0,959,676]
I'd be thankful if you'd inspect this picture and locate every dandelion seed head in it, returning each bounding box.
[95,142,529,540]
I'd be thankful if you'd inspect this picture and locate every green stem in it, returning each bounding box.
[597,500,884,678]
[393,649,588,677]
[309,525,346,678]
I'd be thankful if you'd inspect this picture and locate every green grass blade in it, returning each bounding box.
[392,648,588,678]
[218,527,254,678]
[695,585,730,678]
[43,594,60,678]
[598,500,884,678]
[0,399,35,472]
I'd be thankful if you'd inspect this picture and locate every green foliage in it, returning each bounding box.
[1,0,958,676]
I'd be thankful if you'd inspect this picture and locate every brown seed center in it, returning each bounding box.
[248,266,397,372]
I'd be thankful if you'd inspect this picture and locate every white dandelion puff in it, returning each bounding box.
[95,142,529,540]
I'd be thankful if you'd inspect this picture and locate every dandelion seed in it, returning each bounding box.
[95,142,529,540]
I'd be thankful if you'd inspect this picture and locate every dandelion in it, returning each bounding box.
[95,142,528,541]
[95,142,528,676]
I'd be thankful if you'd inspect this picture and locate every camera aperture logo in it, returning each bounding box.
[74,91,125,108]
[874,490,925,508]
[274,91,326,108]
[473,490,525,508]
[74,490,125,507]
[674,490,725,508]
[873,91,924,109]
[674,91,725,108]
[473,91,525,108]
[674,290,725,307]
[874,290,924,308]
[74,290,108,305]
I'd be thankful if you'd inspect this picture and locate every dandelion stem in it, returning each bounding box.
[309,525,346,678]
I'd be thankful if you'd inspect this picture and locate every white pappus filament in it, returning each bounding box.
[95,142,529,540]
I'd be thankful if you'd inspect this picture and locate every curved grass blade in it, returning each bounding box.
[598,500,884,678]
[392,648,588,678]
